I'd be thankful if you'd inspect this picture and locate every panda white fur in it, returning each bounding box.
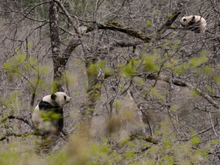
[180,15,207,33]
[32,92,71,135]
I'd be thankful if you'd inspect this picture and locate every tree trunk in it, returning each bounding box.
[49,0,63,92]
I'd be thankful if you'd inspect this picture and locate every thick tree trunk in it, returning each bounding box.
[49,0,63,92]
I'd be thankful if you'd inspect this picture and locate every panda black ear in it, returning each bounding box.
[51,94,57,100]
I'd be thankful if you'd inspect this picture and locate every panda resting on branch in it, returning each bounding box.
[180,15,207,33]
[32,92,71,136]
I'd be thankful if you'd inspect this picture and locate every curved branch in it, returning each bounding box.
[0,115,33,128]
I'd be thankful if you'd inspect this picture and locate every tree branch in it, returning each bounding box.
[53,0,79,34]
[62,38,81,64]
[110,40,145,48]
[0,132,38,141]
[157,11,181,34]
[80,22,151,42]
[0,115,33,128]
[78,8,181,42]
[147,73,220,110]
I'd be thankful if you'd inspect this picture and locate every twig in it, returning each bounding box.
[209,112,219,137]
[53,0,79,34]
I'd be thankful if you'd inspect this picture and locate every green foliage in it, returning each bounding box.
[0,141,44,165]
[191,136,201,145]
[150,87,165,100]
[202,66,214,73]
[41,111,62,121]
[120,59,138,77]
[3,54,26,72]
[146,20,151,27]
[168,13,174,18]
[141,117,209,164]
[191,89,200,97]
[142,55,159,72]
[0,116,211,165]
[90,60,105,71]
[211,140,218,145]
[3,54,52,92]
[87,60,109,77]
[46,136,122,165]
[3,54,45,76]
[171,105,178,112]
[189,56,208,68]
[124,151,135,159]
[166,54,209,75]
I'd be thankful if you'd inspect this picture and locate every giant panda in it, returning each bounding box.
[32,92,71,135]
[180,15,207,33]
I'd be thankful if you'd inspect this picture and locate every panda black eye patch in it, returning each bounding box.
[64,96,66,100]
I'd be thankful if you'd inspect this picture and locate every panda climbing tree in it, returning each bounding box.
[180,15,207,33]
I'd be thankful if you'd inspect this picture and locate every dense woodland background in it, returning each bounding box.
[0,0,220,164]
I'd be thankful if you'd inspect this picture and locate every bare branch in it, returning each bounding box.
[79,8,181,42]
[146,73,220,110]
[18,1,50,22]
[82,22,151,42]
[157,11,181,34]
[53,0,79,34]
[0,115,33,128]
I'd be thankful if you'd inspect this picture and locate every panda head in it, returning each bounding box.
[42,92,71,107]
[180,16,193,27]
